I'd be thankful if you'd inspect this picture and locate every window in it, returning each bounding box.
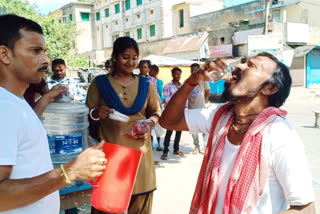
[115,3,120,14]
[96,12,100,21]
[113,34,119,41]
[106,24,108,28]
[80,12,90,21]
[220,37,225,44]
[125,17,129,22]
[273,10,280,22]
[63,17,66,23]
[125,31,130,37]
[105,8,109,17]
[137,0,142,6]
[69,14,72,21]
[179,9,184,28]
[150,24,155,37]
[125,0,130,10]
[136,14,140,19]
[137,28,142,39]
[150,9,153,15]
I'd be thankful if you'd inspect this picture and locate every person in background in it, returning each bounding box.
[105,58,112,73]
[161,67,185,160]
[47,58,70,89]
[0,14,107,214]
[138,60,162,165]
[47,58,82,100]
[159,52,315,213]
[187,63,210,154]
[139,60,161,108]
[149,64,165,151]
[149,64,164,104]
[86,37,161,214]
[138,59,151,77]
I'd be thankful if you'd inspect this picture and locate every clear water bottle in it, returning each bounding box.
[201,61,233,82]
[40,97,89,168]
[208,66,233,83]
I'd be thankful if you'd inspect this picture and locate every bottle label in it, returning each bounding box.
[48,133,83,154]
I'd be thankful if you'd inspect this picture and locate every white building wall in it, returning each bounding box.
[189,0,224,17]
[94,0,164,48]
[50,3,94,54]
[74,6,94,53]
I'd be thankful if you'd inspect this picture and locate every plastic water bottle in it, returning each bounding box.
[208,66,233,83]
[40,96,89,168]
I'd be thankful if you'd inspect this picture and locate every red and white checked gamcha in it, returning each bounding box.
[190,103,287,214]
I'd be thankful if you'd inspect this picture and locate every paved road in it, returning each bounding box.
[152,86,320,214]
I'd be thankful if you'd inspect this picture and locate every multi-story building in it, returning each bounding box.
[50,0,320,88]
[50,0,220,64]
[49,2,95,58]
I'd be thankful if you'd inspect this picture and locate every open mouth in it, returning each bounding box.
[231,69,242,83]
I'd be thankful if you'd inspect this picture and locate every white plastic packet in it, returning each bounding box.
[109,110,129,122]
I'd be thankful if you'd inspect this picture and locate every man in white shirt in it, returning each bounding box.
[159,52,315,213]
[187,63,210,154]
[0,14,107,214]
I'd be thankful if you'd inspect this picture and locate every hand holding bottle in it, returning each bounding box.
[125,119,155,140]
[201,60,233,82]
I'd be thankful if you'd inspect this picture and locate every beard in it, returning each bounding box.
[222,83,263,103]
[222,68,267,103]
[222,82,236,102]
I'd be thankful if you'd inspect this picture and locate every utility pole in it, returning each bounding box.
[264,0,272,35]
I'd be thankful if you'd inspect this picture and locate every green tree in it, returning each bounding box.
[0,0,89,68]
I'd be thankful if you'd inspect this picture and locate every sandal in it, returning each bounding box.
[161,153,168,160]
[156,146,164,151]
[154,161,160,165]
[173,151,184,156]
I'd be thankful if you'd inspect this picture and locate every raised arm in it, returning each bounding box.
[159,59,228,131]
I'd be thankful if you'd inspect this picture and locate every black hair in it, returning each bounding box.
[111,37,139,74]
[190,63,200,68]
[0,14,43,51]
[150,64,159,73]
[139,60,151,68]
[171,67,182,74]
[256,52,292,107]
[104,59,112,69]
[52,58,66,69]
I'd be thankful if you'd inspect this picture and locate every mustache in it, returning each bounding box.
[37,65,48,72]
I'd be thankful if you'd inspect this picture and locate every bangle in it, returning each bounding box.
[60,164,71,184]
[186,78,198,87]
[90,108,100,121]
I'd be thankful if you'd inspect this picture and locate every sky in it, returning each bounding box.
[26,0,76,15]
